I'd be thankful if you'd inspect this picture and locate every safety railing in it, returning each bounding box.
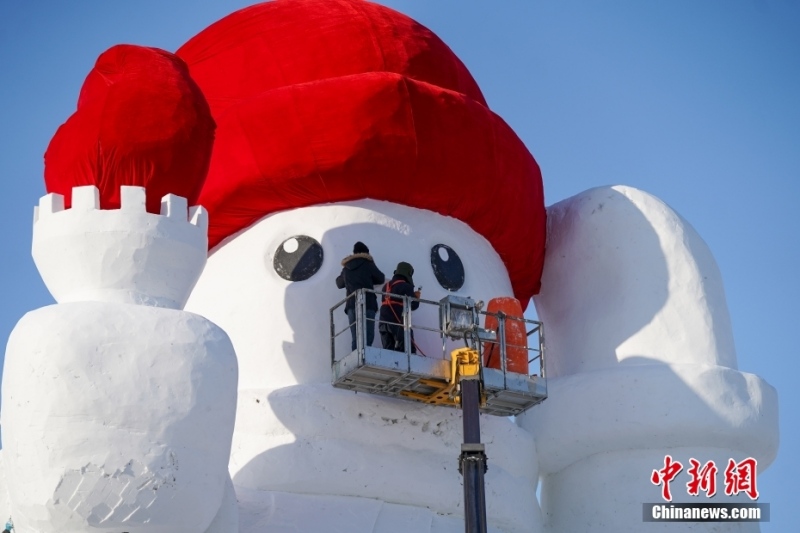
[330,288,546,410]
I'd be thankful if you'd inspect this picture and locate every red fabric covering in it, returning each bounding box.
[44,45,215,213]
[177,0,546,301]
[176,0,486,116]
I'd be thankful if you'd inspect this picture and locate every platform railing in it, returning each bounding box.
[330,288,545,383]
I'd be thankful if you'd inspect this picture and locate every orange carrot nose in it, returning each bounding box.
[483,296,528,374]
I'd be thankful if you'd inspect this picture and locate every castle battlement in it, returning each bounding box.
[33,185,208,233]
[31,185,209,309]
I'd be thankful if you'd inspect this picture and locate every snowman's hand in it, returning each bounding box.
[533,185,740,376]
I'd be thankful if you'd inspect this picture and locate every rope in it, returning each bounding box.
[383,284,427,357]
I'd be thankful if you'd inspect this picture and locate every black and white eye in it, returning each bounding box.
[273,235,324,281]
[430,244,464,291]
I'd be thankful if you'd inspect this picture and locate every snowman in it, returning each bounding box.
[0,1,778,532]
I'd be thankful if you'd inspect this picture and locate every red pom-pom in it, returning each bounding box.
[44,44,215,213]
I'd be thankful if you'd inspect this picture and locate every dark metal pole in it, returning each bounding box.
[459,377,487,533]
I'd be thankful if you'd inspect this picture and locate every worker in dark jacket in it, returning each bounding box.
[336,241,386,350]
[379,261,421,353]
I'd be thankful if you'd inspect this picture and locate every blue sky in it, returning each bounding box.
[0,1,797,530]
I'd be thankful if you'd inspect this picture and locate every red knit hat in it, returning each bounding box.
[177,0,546,302]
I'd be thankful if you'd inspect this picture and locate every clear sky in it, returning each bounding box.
[0,0,797,530]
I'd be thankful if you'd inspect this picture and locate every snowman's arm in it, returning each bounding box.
[517,185,778,532]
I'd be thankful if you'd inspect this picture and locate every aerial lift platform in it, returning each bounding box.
[330,290,547,417]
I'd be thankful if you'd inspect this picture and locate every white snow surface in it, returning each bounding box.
[3,303,237,532]
[534,185,738,374]
[33,185,208,309]
[236,487,510,533]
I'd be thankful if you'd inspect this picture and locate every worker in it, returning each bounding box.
[335,241,386,350]
[379,261,421,353]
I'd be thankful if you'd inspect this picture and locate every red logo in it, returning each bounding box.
[686,459,718,497]
[724,457,759,500]
[651,455,683,502]
[652,456,759,501]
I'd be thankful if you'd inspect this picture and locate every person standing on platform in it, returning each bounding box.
[379,261,421,353]
[336,241,385,351]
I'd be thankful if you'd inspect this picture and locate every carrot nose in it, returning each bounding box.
[483,296,528,374]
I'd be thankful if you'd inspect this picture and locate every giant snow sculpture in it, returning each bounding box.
[0,1,778,532]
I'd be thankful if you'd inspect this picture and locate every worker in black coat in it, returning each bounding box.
[336,241,386,350]
[379,261,421,353]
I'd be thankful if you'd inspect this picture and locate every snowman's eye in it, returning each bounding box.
[273,235,324,281]
[430,244,464,291]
